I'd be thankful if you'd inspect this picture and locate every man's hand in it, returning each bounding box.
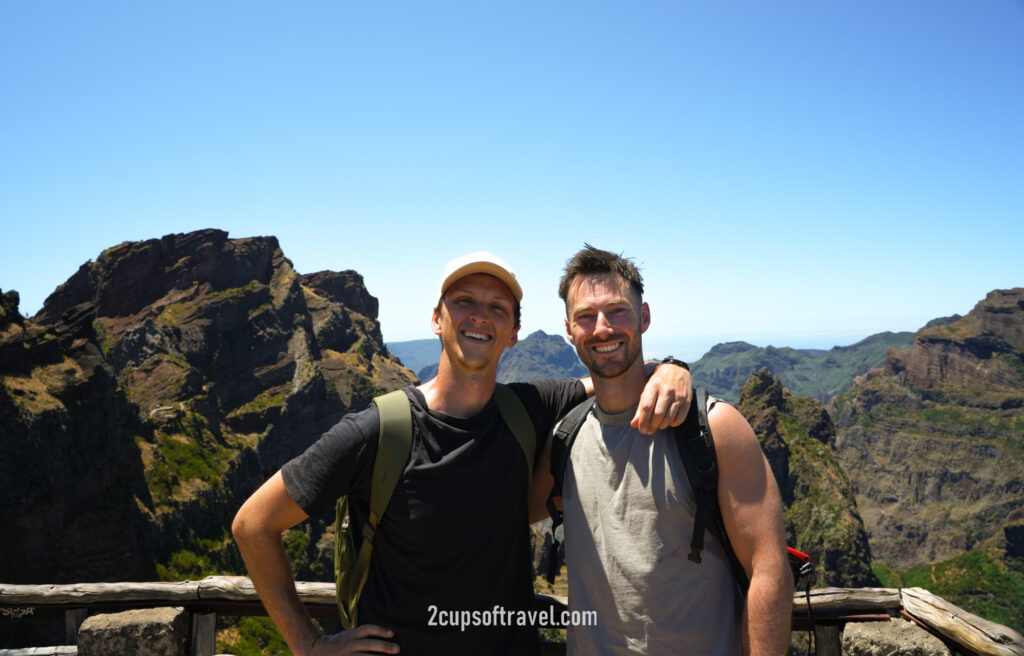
[631,360,692,434]
[306,624,399,655]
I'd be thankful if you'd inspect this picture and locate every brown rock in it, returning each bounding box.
[78,607,189,656]
[842,618,951,656]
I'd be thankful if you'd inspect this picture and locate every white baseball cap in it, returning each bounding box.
[439,251,523,302]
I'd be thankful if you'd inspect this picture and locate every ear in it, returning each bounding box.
[431,305,443,336]
[640,302,651,334]
[506,326,520,350]
[564,317,574,344]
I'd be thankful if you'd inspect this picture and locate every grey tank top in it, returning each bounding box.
[562,398,742,655]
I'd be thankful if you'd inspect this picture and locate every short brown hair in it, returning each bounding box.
[558,244,644,306]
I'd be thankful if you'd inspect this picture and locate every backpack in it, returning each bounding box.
[545,387,811,590]
[334,384,537,628]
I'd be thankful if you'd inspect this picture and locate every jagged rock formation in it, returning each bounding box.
[830,288,1024,571]
[736,369,877,587]
[0,230,416,588]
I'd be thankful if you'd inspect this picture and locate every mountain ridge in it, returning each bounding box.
[690,331,917,403]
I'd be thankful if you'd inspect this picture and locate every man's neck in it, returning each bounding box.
[418,358,498,417]
[591,358,648,415]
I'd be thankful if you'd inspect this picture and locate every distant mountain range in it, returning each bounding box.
[389,328,923,402]
[689,333,915,402]
[385,338,440,376]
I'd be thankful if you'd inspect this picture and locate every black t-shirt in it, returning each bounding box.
[282,379,586,656]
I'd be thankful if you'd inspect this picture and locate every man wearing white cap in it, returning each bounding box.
[233,252,692,656]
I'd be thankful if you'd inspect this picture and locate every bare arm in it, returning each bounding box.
[709,404,793,656]
[232,472,398,655]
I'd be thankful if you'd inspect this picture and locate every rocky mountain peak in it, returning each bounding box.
[301,270,379,318]
[35,229,281,325]
[1,229,416,589]
[886,287,1024,394]
[737,367,787,409]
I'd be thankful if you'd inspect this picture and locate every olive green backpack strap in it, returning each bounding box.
[334,389,413,628]
[493,383,537,489]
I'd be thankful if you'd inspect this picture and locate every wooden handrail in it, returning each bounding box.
[901,587,1024,656]
[0,578,900,614]
[2,578,1022,656]
[0,577,332,607]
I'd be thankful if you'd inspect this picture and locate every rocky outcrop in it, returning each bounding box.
[841,619,951,656]
[78,607,190,656]
[736,369,877,587]
[830,289,1024,571]
[887,289,1024,394]
[0,230,416,590]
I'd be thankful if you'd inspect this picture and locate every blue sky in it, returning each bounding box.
[2,1,1022,361]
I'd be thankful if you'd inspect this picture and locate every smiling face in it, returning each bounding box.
[432,273,520,375]
[564,272,649,381]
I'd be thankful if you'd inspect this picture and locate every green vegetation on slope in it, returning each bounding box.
[691,332,915,402]
[875,551,1024,632]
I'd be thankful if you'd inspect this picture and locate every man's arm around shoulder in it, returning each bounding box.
[232,471,398,655]
[709,403,793,656]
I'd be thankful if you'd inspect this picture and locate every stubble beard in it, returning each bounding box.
[580,334,641,381]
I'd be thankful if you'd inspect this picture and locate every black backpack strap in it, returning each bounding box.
[675,388,749,590]
[493,383,537,490]
[677,388,715,563]
[545,396,597,583]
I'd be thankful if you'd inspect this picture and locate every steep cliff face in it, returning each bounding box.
[887,288,1024,395]
[736,369,877,587]
[831,289,1024,571]
[1,291,155,584]
[0,230,416,585]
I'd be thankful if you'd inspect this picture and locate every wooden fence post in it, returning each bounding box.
[813,623,841,656]
[64,608,89,645]
[191,611,216,656]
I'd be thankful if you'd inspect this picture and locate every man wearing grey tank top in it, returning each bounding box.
[535,245,793,655]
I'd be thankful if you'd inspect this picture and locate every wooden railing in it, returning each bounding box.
[1,577,1022,656]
